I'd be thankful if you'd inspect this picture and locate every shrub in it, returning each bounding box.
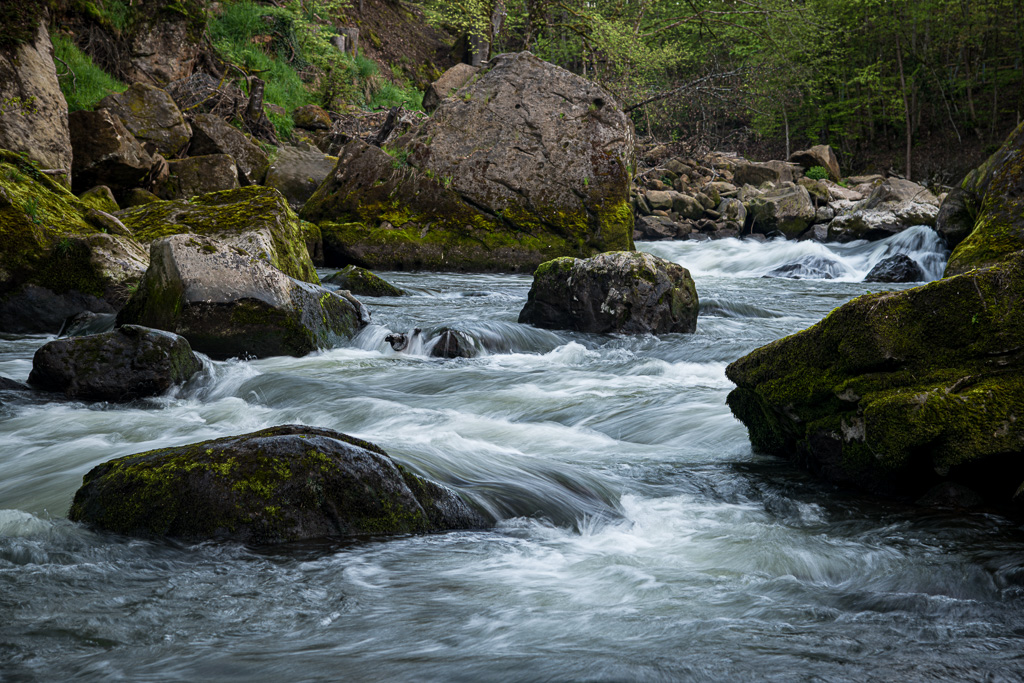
[806,165,829,180]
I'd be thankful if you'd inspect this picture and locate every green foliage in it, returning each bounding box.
[51,34,127,112]
[806,166,829,180]
[383,144,411,168]
[22,197,42,225]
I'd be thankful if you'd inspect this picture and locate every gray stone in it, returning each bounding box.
[117,234,368,359]
[748,184,816,239]
[423,63,479,113]
[0,21,71,181]
[69,109,154,194]
[789,144,841,181]
[265,146,337,210]
[519,251,698,334]
[98,83,192,157]
[187,113,270,185]
[156,155,240,200]
[28,325,202,401]
[863,254,925,283]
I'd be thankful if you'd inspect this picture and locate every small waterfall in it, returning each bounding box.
[641,226,949,282]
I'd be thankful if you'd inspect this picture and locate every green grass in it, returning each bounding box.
[52,34,127,112]
[210,0,425,137]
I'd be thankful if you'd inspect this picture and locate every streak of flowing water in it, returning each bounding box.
[2,232,1023,681]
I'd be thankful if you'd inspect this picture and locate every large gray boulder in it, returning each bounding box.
[519,251,698,334]
[69,425,488,543]
[265,146,337,210]
[98,83,192,157]
[116,234,368,359]
[0,20,71,181]
[119,185,319,283]
[733,160,799,187]
[422,63,479,113]
[123,5,204,86]
[69,109,154,194]
[303,52,635,272]
[28,325,202,401]
[188,113,270,185]
[747,183,816,238]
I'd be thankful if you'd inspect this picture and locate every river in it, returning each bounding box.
[2,227,1023,681]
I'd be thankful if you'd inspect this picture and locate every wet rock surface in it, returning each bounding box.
[68,424,489,543]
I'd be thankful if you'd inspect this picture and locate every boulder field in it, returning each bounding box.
[69,425,488,543]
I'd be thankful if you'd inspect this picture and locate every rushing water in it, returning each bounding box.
[2,227,1024,682]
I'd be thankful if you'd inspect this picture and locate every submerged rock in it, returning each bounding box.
[943,121,1024,276]
[763,256,843,280]
[28,325,201,401]
[323,265,405,297]
[429,329,476,358]
[116,234,367,359]
[726,250,1024,511]
[863,254,925,283]
[303,52,634,272]
[120,185,319,283]
[519,251,698,334]
[68,425,488,543]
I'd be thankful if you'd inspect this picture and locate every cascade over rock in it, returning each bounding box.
[68,425,489,543]
[0,20,72,181]
[519,251,698,334]
[302,52,635,272]
[943,121,1024,276]
[726,251,1024,510]
[119,185,319,283]
[29,325,202,401]
[116,234,367,359]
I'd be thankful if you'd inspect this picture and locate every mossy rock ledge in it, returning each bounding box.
[68,425,489,543]
[942,121,1024,276]
[116,234,368,360]
[120,185,319,284]
[301,52,635,272]
[519,251,698,334]
[0,149,148,333]
[324,265,405,297]
[726,250,1024,511]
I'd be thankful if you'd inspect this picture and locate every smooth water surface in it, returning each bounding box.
[2,229,1023,682]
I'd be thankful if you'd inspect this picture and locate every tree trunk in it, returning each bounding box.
[895,31,912,180]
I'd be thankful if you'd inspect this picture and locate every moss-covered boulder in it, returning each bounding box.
[943,122,1024,276]
[117,234,367,359]
[68,424,488,543]
[519,251,698,334]
[98,83,192,158]
[0,150,148,333]
[726,251,1024,510]
[28,324,201,401]
[302,52,634,272]
[324,265,405,297]
[78,186,120,214]
[120,185,319,283]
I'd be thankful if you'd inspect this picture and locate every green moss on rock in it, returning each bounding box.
[68,425,488,543]
[726,251,1024,509]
